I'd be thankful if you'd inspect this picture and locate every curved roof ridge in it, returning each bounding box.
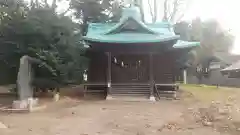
[103,16,159,35]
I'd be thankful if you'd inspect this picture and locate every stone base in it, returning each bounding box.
[53,93,60,102]
[173,92,177,99]
[149,96,156,102]
[106,95,114,100]
[106,95,151,102]
[12,98,38,110]
[0,122,7,129]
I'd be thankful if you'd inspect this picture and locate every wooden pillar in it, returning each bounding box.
[183,69,187,84]
[149,53,155,99]
[107,52,112,95]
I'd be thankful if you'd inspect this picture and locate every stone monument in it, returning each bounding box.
[17,55,33,100]
[13,55,54,109]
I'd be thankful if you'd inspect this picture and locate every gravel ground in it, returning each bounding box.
[0,96,229,135]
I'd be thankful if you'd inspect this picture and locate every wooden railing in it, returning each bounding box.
[83,82,179,99]
[83,83,108,98]
[154,83,179,100]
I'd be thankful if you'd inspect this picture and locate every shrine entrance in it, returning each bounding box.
[82,5,200,99]
[111,54,149,84]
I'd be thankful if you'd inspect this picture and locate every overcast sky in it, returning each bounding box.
[185,0,240,54]
[26,0,240,54]
[143,0,240,54]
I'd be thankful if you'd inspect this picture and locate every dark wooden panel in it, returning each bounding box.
[88,52,107,83]
[153,52,176,84]
[87,45,183,85]
[88,40,177,53]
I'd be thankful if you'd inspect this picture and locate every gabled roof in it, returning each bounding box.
[215,52,240,73]
[83,6,199,49]
[104,18,157,35]
[221,60,240,73]
[83,6,179,44]
[84,21,180,43]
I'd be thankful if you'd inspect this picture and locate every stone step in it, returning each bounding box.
[106,95,150,102]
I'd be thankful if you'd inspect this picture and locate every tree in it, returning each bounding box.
[163,0,191,23]
[70,0,122,35]
[174,18,235,83]
[146,0,191,23]
[0,0,125,85]
[0,0,87,84]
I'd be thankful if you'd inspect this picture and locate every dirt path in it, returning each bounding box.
[0,97,229,135]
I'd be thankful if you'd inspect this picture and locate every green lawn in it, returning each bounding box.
[181,85,240,103]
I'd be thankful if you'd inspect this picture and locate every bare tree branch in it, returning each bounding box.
[153,0,157,22]
[136,0,145,22]
[169,0,180,22]
[163,0,168,21]
[60,7,71,16]
[51,0,57,10]
[148,0,154,22]
[44,0,49,8]
[148,0,157,23]
[36,0,40,8]
[162,0,191,23]
[175,0,192,22]
[30,0,35,8]
[175,13,184,23]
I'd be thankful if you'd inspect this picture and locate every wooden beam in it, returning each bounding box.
[149,53,154,96]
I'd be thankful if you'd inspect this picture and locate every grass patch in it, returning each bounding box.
[180,85,239,103]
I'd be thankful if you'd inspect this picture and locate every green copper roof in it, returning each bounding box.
[84,20,179,43]
[173,40,200,49]
[84,32,180,43]
[83,6,200,48]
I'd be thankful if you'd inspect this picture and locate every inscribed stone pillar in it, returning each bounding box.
[17,56,33,100]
